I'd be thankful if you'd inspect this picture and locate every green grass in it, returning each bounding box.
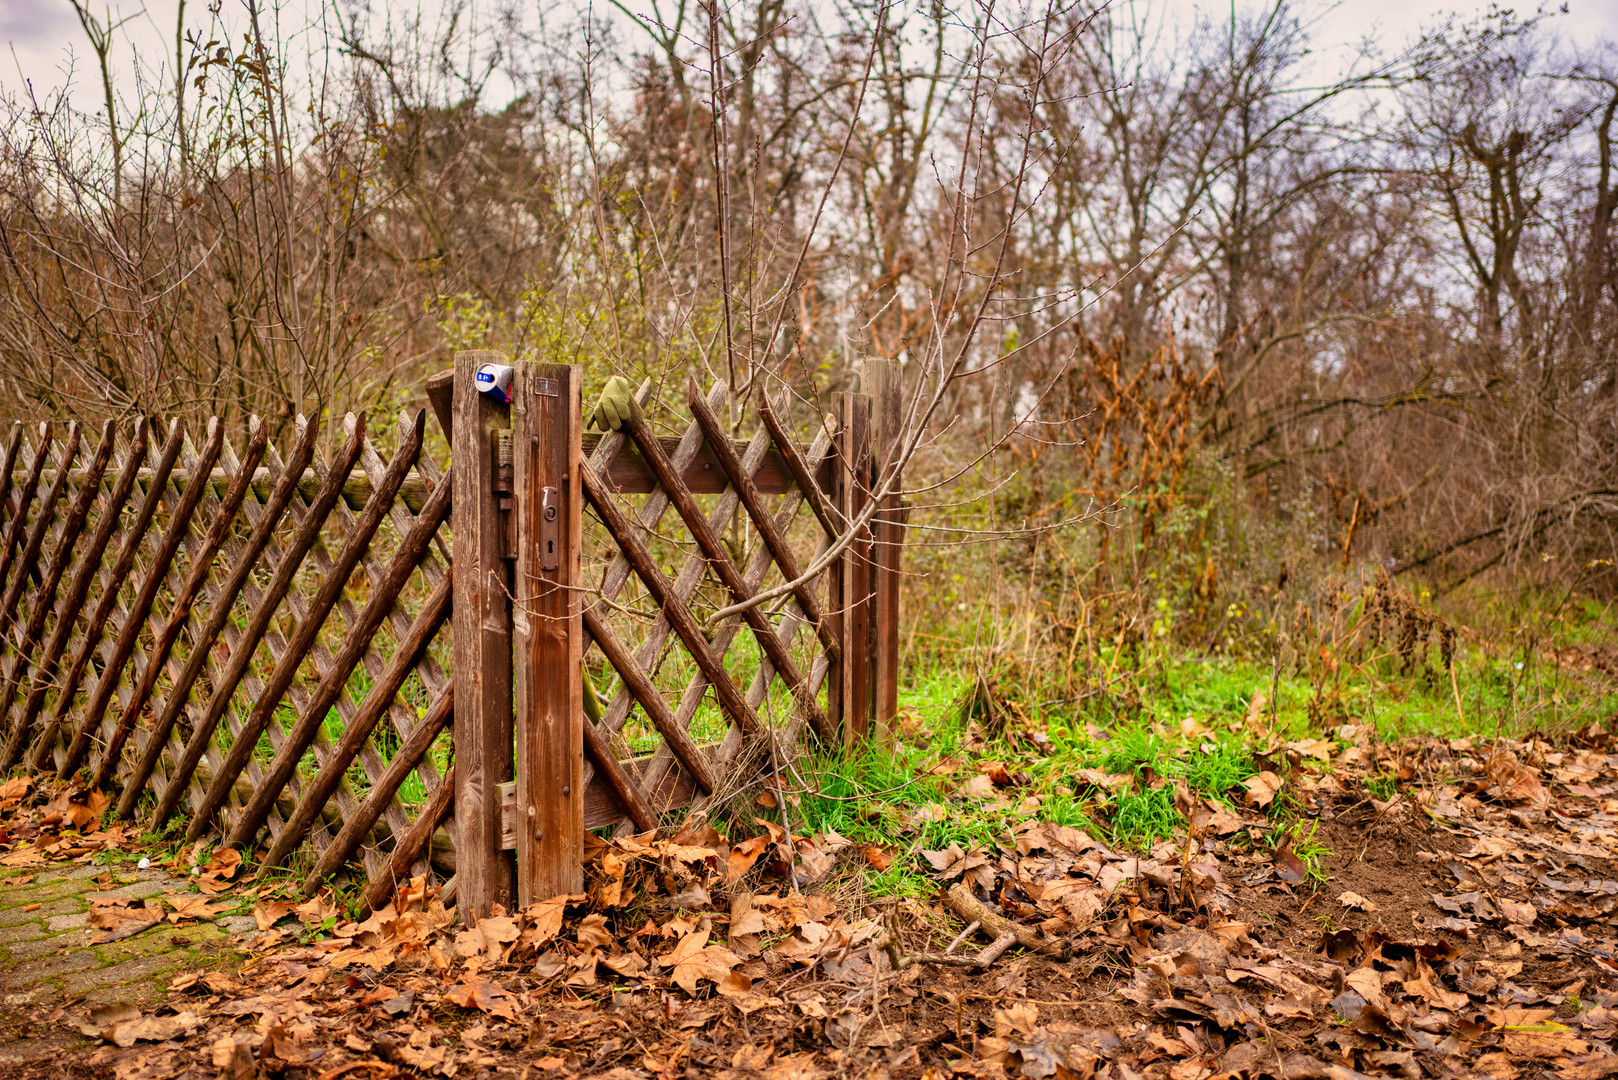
[778,595,1616,900]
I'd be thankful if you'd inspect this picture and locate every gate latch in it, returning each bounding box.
[539,486,560,571]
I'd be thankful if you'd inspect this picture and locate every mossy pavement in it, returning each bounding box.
[0,861,255,1068]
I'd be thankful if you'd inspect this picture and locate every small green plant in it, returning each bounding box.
[1275,819,1332,886]
[1110,785,1183,846]
[1365,773,1398,801]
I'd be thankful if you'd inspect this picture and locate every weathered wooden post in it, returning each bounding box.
[450,350,517,921]
[829,390,875,745]
[510,362,584,902]
[865,361,905,735]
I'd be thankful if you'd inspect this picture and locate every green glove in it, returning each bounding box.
[590,375,643,432]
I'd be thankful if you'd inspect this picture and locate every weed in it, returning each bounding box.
[1273,819,1332,886]
[1365,773,1398,801]
[1110,785,1181,846]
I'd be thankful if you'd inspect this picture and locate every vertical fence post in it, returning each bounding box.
[865,361,904,736]
[829,390,874,746]
[451,350,517,922]
[511,362,584,902]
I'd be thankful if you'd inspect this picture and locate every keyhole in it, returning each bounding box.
[547,540,554,555]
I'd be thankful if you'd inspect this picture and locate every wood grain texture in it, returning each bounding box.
[34,420,185,771]
[759,393,842,537]
[451,350,517,921]
[830,393,874,745]
[8,420,150,771]
[621,430,835,834]
[61,421,226,778]
[149,418,365,831]
[581,606,716,794]
[865,360,904,732]
[513,362,585,902]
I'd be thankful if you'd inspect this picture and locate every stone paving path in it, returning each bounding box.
[0,862,255,1070]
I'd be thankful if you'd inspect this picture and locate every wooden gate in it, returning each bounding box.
[0,354,902,921]
[438,354,904,918]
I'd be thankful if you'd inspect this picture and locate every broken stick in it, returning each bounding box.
[944,883,1071,960]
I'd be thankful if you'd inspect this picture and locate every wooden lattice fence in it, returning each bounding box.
[0,354,904,921]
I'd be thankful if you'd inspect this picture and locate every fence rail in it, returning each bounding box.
[0,355,904,919]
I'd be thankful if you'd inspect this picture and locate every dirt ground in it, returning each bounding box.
[1,726,1615,1080]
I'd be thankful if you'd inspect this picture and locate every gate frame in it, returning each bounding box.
[442,355,903,922]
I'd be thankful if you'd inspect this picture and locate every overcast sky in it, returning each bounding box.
[5,0,1618,117]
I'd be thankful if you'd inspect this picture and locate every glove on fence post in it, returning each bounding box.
[590,376,643,432]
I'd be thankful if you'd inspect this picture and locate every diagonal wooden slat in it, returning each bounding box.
[624,415,833,742]
[0,423,54,599]
[245,417,444,877]
[258,573,452,876]
[6,420,149,770]
[582,606,716,794]
[150,417,366,831]
[301,680,454,897]
[0,423,24,537]
[621,431,835,829]
[586,393,770,740]
[686,382,840,662]
[0,423,80,644]
[581,401,786,806]
[93,420,270,789]
[582,717,658,831]
[584,383,727,649]
[360,761,455,917]
[0,422,110,743]
[87,428,241,789]
[147,428,379,859]
[759,391,842,538]
[184,415,417,841]
[581,456,765,739]
[60,421,226,778]
[228,421,446,851]
[31,420,186,772]
[116,419,320,817]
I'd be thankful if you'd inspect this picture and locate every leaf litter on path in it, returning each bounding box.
[3,727,1618,1079]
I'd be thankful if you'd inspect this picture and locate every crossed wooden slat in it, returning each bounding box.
[572,380,842,833]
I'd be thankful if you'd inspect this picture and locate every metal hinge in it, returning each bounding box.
[495,430,516,559]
